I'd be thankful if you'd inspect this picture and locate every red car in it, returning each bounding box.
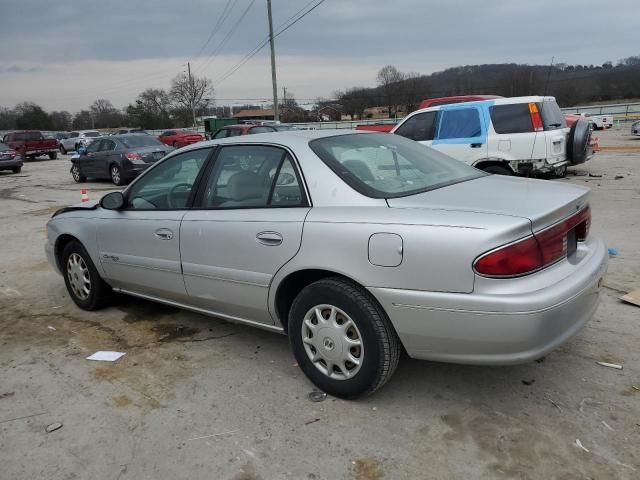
[210,124,277,139]
[158,130,204,148]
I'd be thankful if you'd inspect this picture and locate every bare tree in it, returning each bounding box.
[170,72,214,127]
[49,110,72,131]
[126,88,172,129]
[90,99,122,128]
[377,65,404,117]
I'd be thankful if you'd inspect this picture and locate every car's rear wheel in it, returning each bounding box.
[12,166,21,174]
[60,145,67,154]
[110,164,123,186]
[71,164,86,182]
[288,277,401,399]
[481,164,512,175]
[49,151,57,160]
[61,241,112,310]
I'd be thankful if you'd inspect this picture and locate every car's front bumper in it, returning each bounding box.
[370,236,608,365]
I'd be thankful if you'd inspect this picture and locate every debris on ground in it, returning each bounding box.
[575,439,590,453]
[521,379,535,386]
[86,351,126,362]
[614,175,625,179]
[304,418,321,425]
[620,289,640,307]
[308,391,327,402]
[0,392,15,400]
[608,247,619,257]
[602,421,615,432]
[45,423,63,433]
[186,429,238,441]
[596,361,623,370]
[588,173,603,177]
[47,326,56,331]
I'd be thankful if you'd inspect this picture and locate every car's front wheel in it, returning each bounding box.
[110,164,124,186]
[60,144,67,154]
[70,164,86,182]
[12,166,21,173]
[61,241,112,310]
[288,277,401,399]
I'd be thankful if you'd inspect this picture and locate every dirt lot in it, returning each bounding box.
[1,129,639,479]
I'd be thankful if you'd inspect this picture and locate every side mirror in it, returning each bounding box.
[78,146,87,155]
[100,191,125,210]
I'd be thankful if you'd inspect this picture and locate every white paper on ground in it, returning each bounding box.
[86,351,125,362]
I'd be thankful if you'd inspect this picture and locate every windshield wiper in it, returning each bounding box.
[548,123,562,127]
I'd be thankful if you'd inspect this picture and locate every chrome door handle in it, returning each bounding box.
[154,228,174,240]
[256,231,283,246]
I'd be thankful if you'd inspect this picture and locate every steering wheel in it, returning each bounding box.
[167,183,192,208]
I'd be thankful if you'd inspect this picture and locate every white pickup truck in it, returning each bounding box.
[577,113,613,130]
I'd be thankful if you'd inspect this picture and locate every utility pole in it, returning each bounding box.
[187,62,196,127]
[267,0,279,121]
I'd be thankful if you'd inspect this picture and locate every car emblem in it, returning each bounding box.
[322,337,335,351]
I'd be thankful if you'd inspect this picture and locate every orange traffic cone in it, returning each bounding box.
[81,189,89,202]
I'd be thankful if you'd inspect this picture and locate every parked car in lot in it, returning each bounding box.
[2,130,59,159]
[632,120,640,136]
[46,130,607,398]
[70,134,173,186]
[210,124,277,139]
[116,128,148,135]
[0,142,23,173]
[158,130,204,148]
[392,96,593,176]
[574,113,613,130]
[59,130,101,154]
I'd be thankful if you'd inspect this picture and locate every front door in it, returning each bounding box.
[80,139,102,176]
[181,144,310,325]
[430,104,489,165]
[96,138,118,178]
[96,147,213,301]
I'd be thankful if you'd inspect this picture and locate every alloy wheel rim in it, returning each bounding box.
[66,253,91,300]
[111,166,120,184]
[72,166,79,181]
[301,304,364,380]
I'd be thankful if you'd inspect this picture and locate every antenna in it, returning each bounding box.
[543,56,555,99]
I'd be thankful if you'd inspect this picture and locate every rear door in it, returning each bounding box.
[430,104,488,164]
[96,138,119,177]
[486,102,544,164]
[96,147,212,301]
[180,144,310,324]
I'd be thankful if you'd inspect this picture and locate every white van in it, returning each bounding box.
[392,96,593,176]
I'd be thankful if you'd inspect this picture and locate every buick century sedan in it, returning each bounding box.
[46,131,608,398]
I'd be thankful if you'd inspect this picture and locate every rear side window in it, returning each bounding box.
[249,126,275,134]
[490,104,534,134]
[227,129,243,137]
[437,108,481,139]
[539,101,567,130]
[394,112,437,141]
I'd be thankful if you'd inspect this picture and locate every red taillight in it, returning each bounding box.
[475,207,591,277]
[529,102,544,132]
[125,152,141,161]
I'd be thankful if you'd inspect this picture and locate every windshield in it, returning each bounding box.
[309,133,485,199]
[120,136,163,148]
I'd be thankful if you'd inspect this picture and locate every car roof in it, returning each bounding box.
[408,96,557,115]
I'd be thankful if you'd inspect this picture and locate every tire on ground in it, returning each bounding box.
[480,164,513,175]
[49,151,57,160]
[567,118,593,165]
[288,277,401,399]
[61,240,112,310]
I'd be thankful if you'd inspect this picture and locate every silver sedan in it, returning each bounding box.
[46,130,608,398]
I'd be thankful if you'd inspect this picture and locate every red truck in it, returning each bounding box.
[2,130,59,160]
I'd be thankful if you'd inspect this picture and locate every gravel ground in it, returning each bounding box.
[1,128,639,479]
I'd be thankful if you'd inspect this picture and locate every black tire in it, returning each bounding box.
[288,277,401,399]
[172,141,178,148]
[481,164,513,176]
[74,143,80,152]
[12,166,22,174]
[60,144,67,155]
[49,151,58,160]
[110,164,124,186]
[61,240,112,310]
[567,118,593,165]
[70,164,86,182]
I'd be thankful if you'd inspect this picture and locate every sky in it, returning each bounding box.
[0,0,638,112]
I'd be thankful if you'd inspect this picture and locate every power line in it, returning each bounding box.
[212,0,326,87]
[195,0,256,75]
[191,0,234,61]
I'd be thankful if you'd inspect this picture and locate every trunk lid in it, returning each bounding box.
[132,146,170,163]
[387,175,590,232]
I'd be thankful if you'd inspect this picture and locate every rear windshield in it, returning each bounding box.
[0,142,10,151]
[84,131,100,137]
[539,101,567,130]
[120,136,163,148]
[309,133,485,199]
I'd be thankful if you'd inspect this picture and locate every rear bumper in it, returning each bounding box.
[0,158,23,170]
[370,236,608,365]
[122,162,151,178]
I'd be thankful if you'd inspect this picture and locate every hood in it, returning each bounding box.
[52,200,99,217]
[387,175,590,231]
